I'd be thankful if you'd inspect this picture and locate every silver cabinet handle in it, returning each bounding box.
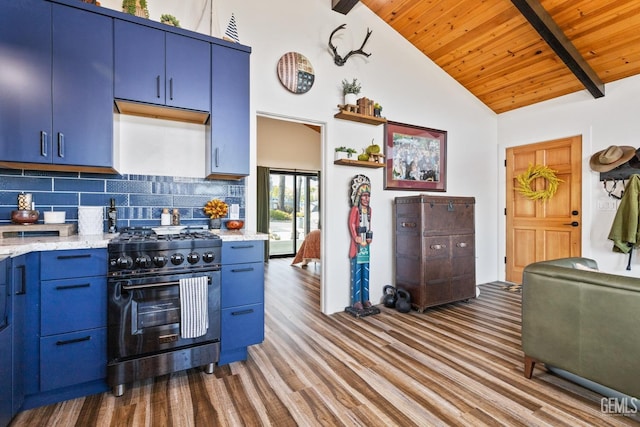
[40,131,48,157]
[430,244,446,250]
[456,242,468,248]
[58,132,64,158]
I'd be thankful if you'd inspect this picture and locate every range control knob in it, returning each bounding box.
[135,255,152,268]
[170,253,184,265]
[202,252,216,263]
[116,256,133,269]
[153,255,168,267]
[187,252,200,264]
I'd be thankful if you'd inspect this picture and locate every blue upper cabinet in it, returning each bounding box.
[114,20,211,113]
[51,5,114,168]
[0,1,114,169]
[0,0,52,165]
[207,44,250,179]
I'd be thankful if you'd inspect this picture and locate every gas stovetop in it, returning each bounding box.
[112,226,221,244]
[108,226,222,275]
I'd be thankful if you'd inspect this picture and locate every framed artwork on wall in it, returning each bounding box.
[384,121,447,191]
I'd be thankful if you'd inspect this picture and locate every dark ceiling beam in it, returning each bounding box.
[332,0,359,15]
[511,0,604,98]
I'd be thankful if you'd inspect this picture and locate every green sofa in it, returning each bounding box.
[522,257,640,398]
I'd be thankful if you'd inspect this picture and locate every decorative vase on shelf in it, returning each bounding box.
[209,218,222,229]
[344,93,358,106]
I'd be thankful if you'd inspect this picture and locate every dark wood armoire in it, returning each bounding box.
[394,195,476,312]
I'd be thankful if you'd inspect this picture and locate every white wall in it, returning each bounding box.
[102,0,500,314]
[497,73,640,277]
[221,0,498,313]
[257,116,321,171]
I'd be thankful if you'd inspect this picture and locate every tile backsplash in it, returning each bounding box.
[0,168,245,231]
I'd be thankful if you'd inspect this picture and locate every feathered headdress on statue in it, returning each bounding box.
[350,174,371,207]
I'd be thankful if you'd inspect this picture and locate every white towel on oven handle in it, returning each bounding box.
[179,276,209,339]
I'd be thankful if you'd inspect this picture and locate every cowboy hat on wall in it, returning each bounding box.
[589,145,637,172]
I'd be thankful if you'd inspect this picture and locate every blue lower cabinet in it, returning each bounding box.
[219,240,265,365]
[21,249,108,411]
[40,328,106,392]
[220,303,264,365]
[0,257,12,427]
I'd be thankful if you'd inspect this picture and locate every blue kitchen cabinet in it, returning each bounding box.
[0,1,114,169]
[207,43,251,179]
[219,241,265,365]
[0,254,30,427]
[0,257,11,427]
[114,19,211,113]
[21,249,108,410]
[10,255,28,419]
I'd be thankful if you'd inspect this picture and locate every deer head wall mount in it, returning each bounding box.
[329,24,372,66]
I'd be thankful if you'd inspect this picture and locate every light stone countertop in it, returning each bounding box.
[0,229,268,258]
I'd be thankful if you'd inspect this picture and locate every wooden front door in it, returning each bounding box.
[506,136,582,283]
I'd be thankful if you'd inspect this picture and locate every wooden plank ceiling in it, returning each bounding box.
[360,0,640,113]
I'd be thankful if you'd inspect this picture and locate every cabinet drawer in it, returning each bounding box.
[222,241,264,264]
[40,249,107,280]
[423,236,450,259]
[221,303,264,350]
[41,277,106,336]
[451,234,475,258]
[40,327,106,392]
[222,262,264,308]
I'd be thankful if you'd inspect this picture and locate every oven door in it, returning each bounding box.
[108,269,220,361]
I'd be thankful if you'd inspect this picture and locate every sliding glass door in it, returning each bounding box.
[269,170,319,258]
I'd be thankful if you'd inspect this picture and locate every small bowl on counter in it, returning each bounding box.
[44,211,66,224]
[11,210,39,225]
[225,220,244,230]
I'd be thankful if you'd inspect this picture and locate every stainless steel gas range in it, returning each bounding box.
[106,227,222,396]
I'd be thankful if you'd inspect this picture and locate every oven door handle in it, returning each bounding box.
[122,277,212,290]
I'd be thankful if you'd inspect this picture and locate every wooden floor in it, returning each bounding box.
[11,258,640,426]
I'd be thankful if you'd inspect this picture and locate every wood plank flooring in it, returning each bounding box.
[11,259,640,426]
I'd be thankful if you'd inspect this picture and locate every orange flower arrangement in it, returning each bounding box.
[204,199,228,219]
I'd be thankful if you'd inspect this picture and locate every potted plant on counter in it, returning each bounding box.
[204,199,228,229]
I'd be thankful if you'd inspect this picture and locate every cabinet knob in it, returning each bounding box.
[456,242,468,248]
[401,222,416,228]
[430,244,446,250]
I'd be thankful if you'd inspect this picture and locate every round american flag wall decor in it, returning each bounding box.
[277,52,315,94]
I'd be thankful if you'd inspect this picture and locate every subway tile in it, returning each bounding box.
[107,180,153,194]
[25,169,78,178]
[31,192,79,206]
[0,176,52,192]
[0,169,23,176]
[81,171,126,180]
[129,194,173,207]
[54,178,105,192]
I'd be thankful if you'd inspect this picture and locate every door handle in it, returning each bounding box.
[563,221,579,227]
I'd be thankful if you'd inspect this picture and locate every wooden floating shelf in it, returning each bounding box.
[334,159,385,168]
[334,110,387,126]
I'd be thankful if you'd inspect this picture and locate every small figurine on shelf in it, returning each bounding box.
[373,102,383,117]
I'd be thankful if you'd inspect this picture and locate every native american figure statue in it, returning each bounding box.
[346,175,380,317]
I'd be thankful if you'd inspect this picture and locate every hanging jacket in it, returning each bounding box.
[608,174,640,253]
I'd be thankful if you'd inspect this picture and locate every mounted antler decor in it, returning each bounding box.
[329,24,372,66]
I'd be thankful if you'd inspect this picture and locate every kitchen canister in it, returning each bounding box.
[78,206,104,235]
